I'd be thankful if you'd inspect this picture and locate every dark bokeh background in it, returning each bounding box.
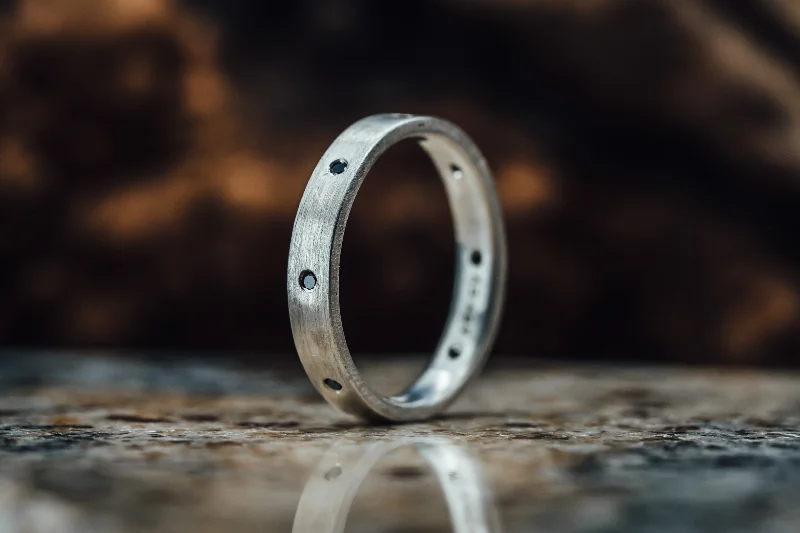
[2,0,800,365]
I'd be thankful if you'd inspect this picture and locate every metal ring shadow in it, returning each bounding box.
[292,438,502,533]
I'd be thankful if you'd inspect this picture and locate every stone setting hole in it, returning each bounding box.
[470,250,482,266]
[299,270,317,290]
[324,378,343,392]
[329,159,348,175]
[324,466,342,480]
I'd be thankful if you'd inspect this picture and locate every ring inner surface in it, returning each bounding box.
[372,132,495,409]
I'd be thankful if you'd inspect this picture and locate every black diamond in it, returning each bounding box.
[329,159,348,175]
[300,270,316,290]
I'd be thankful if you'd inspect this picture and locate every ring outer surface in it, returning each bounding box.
[287,114,507,422]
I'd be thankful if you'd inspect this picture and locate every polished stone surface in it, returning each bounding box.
[0,353,799,532]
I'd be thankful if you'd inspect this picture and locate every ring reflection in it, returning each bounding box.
[292,438,502,533]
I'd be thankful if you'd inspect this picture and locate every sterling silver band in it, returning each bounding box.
[287,114,507,422]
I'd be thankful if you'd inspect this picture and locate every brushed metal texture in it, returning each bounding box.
[287,114,507,421]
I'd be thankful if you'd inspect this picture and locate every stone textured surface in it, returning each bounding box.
[0,353,799,532]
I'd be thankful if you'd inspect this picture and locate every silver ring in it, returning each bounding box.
[287,114,507,421]
[292,439,501,533]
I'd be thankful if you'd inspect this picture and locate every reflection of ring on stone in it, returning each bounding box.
[292,439,501,533]
[287,114,507,422]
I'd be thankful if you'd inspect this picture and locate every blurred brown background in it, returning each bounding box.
[1,0,800,365]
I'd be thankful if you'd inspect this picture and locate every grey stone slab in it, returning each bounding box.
[0,353,799,533]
